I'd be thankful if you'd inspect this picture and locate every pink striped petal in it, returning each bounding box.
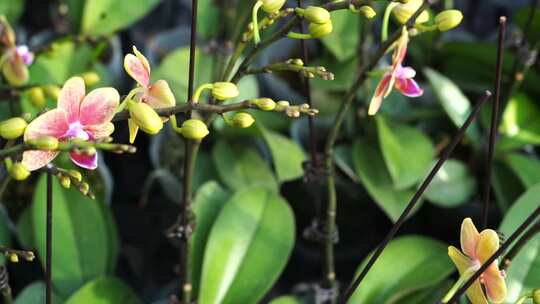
[85,123,115,139]
[70,151,98,170]
[396,78,423,97]
[21,150,59,171]
[124,47,150,87]
[368,74,392,115]
[145,80,176,108]
[58,77,85,124]
[79,88,119,126]
[24,109,69,141]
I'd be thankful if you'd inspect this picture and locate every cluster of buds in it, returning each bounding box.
[275,100,318,118]
[287,59,334,80]
[243,7,292,43]
[251,0,287,43]
[2,248,34,263]
[0,16,33,86]
[289,6,333,39]
[50,166,94,199]
[391,0,463,32]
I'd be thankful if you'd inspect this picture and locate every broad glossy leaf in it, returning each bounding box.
[348,236,454,303]
[16,206,34,249]
[259,125,306,182]
[376,116,434,189]
[32,174,114,297]
[352,138,418,222]
[269,296,304,304]
[212,140,278,191]
[499,183,540,303]
[491,161,524,213]
[424,159,476,207]
[321,10,360,61]
[64,277,141,304]
[499,94,540,147]
[504,153,540,188]
[0,0,24,23]
[199,187,295,304]
[14,281,61,304]
[190,182,231,295]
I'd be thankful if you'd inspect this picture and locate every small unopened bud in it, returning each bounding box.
[2,56,29,87]
[8,253,19,263]
[212,82,239,101]
[304,6,331,24]
[0,117,27,139]
[68,170,82,182]
[434,10,463,31]
[275,100,290,111]
[534,289,540,304]
[359,6,377,19]
[231,112,255,128]
[9,163,30,181]
[261,0,286,13]
[254,98,276,111]
[27,87,46,108]
[129,101,163,135]
[309,20,333,38]
[180,119,209,140]
[79,182,90,195]
[81,71,100,86]
[27,136,59,150]
[43,85,61,101]
[292,59,304,66]
[393,0,429,24]
[25,251,35,261]
[60,175,71,188]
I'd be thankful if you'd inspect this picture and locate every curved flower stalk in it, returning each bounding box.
[22,77,119,171]
[0,16,33,86]
[444,218,507,304]
[122,46,176,143]
[368,27,423,116]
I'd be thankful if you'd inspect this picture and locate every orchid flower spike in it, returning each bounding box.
[22,77,119,171]
[447,218,507,304]
[123,46,176,143]
[368,27,423,115]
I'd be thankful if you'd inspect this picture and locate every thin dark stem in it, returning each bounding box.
[481,17,505,230]
[441,204,540,304]
[500,222,540,271]
[46,171,53,304]
[341,91,491,303]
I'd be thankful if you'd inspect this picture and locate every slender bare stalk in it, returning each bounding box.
[46,171,53,304]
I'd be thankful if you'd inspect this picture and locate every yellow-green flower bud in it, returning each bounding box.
[81,71,100,86]
[359,6,377,19]
[60,175,71,189]
[2,58,28,87]
[43,85,61,101]
[434,10,463,31]
[28,87,46,108]
[292,59,304,66]
[79,182,90,196]
[254,98,276,111]
[0,117,27,139]
[68,170,82,182]
[261,0,286,13]
[275,100,290,111]
[181,119,209,140]
[231,112,255,128]
[129,101,163,135]
[534,289,540,304]
[212,82,239,101]
[304,6,331,24]
[9,163,30,181]
[309,20,333,38]
[26,136,59,150]
[393,0,429,24]
[8,253,19,263]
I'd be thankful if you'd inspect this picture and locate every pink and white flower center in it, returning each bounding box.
[15,45,34,66]
[64,121,90,141]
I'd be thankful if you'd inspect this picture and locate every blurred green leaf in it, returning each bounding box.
[397,280,453,304]
[17,206,34,249]
[64,276,141,304]
[0,209,11,265]
[0,0,24,23]
[269,296,304,304]
[190,181,231,296]
[212,140,278,191]
[424,68,481,147]
[259,125,306,183]
[376,116,434,189]
[352,138,419,222]
[491,161,524,213]
[199,187,295,304]
[32,174,116,297]
[311,55,356,92]
[424,159,476,208]
[348,236,454,303]
[515,8,540,44]
[499,94,540,148]
[199,0,220,39]
[321,10,360,61]
[499,183,540,304]
[14,281,61,304]
[504,153,540,188]
[81,0,161,36]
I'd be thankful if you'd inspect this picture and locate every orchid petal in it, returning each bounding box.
[21,150,59,171]
[79,87,119,126]
[448,246,475,273]
[368,74,392,115]
[128,119,139,144]
[460,218,480,259]
[395,65,416,79]
[396,78,423,97]
[483,267,507,303]
[124,48,150,88]
[70,151,98,170]
[85,123,115,139]
[133,46,151,75]
[466,280,489,304]
[24,109,69,141]
[392,27,409,69]
[145,80,176,108]
[476,229,499,264]
[58,77,85,123]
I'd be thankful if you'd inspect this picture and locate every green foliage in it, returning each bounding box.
[64,277,141,304]
[499,94,540,149]
[0,0,24,23]
[424,159,476,208]
[14,281,61,304]
[321,10,360,61]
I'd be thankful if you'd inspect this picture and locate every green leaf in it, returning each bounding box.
[64,277,142,304]
[198,0,220,39]
[0,209,11,265]
[0,0,24,23]
[212,140,278,191]
[376,116,434,189]
[504,153,540,188]
[199,187,295,304]
[17,206,34,249]
[491,161,524,213]
[397,280,454,304]
[81,0,161,36]
[515,8,540,44]
[190,182,231,295]
[424,159,476,208]
[499,183,540,304]
[269,296,304,304]
[424,68,481,147]
[499,94,540,148]
[352,138,418,222]
[348,236,454,304]
[31,174,114,297]
[321,10,360,61]
[14,281,61,304]
[259,125,306,183]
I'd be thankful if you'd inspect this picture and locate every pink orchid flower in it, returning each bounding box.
[123,46,175,143]
[368,27,423,116]
[22,77,119,171]
[448,218,507,304]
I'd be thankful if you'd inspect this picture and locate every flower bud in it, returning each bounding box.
[304,6,331,24]
[261,0,286,13]
[180,119,209,140]
[434,10,463,31]
[534,289,540,304]
[309,20,333,38]
[292,59,304,66]
[26,136,59,150]
[2,56,29,87]
[359,6,377,19]
[81,71,100,86]
[393,0,429,24]
[254,98,276,111]
[0,117,27,139]
[9,163,30,181]
[275,100,290,111]
[60,175,71,189]
[0,16,15,47]
[212,82,239,101]
[43,85,61,101]
[129,101,163,135]
[8,253,19,263]
[28,87,46,108]
[231,112,255,128]
[79,182,90,196]
[68,170,82,182]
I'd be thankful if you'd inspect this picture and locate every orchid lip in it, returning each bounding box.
[64,121,90,141]
[15,45,34,66]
